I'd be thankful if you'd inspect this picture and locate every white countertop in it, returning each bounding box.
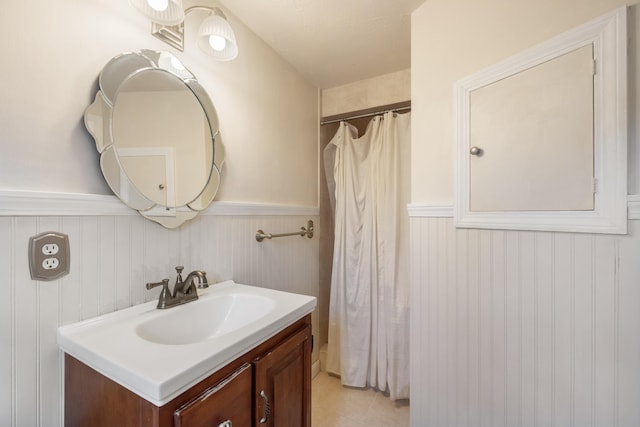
[58,280,316,406]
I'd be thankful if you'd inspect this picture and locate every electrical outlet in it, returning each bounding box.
[29,232,70,281]
[42,258,60,270]
[42,243,59,255]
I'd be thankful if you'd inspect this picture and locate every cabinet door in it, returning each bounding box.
[254,325,311,427]
[468,44,594,212]
[174,363,252,427]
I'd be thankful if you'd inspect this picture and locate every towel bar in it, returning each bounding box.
[256,220,314,242]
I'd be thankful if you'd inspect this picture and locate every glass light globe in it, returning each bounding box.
[197,11,238,61]
[146,0,168,11]
[209,35,227,52]
[129,0,184,26]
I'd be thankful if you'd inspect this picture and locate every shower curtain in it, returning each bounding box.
[326,111,411,400]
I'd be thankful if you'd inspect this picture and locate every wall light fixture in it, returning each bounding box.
[129,0,239,61]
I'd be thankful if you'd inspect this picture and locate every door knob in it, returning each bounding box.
[469,146,482,156]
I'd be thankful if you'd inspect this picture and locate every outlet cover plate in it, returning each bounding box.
[29,232,70,281]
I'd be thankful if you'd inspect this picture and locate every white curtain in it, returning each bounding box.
[326,111,411,400]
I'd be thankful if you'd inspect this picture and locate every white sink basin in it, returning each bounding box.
[135,293,275,345]
[57,280,316,406]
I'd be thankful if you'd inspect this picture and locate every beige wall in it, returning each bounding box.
[0,3,321,425]
[321,68,410,117]
[411,0,640,202]
[0,0,319,207]
[410,2,640,426]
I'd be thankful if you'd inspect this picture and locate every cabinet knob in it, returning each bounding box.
[469,146,483,156]
[259,390,271,424]
[218,421,232,427]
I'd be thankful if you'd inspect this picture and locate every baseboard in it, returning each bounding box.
[312,360,321,379]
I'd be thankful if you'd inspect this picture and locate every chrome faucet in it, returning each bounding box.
[146,266,207,309]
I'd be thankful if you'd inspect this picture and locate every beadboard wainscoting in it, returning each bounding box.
[409,205,640,427]
[0,195,319,427]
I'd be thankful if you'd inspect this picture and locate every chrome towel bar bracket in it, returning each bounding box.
[256,220,314,242]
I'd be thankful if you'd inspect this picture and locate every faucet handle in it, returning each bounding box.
[174,266,185,286]
[146,279,173,309]
[146,279,169,290]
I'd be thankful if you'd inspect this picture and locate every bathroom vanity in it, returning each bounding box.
[58,281,316,427]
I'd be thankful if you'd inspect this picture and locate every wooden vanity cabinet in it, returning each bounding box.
[64,315,312,427]
[173,363,253,427]
[254,326,311,426]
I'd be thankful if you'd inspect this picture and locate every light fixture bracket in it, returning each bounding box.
[152,21,185,51]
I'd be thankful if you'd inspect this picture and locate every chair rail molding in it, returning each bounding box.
[628,195,640,220]
[407,202,454,218]
[0,190,319,217]
[409,197,639,221]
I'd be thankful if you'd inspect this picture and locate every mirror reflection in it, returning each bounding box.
[112,69,213,208]
[84,50,224,228]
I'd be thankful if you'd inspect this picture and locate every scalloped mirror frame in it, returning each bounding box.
[84,49,225,228]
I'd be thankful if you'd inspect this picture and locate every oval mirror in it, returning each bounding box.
[84,50,225,228]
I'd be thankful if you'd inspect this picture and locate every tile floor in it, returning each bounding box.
[311,371,410,427]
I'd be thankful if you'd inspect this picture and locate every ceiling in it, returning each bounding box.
[217,0,427,89]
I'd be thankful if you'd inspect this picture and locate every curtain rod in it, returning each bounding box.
[320,105,411,126]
